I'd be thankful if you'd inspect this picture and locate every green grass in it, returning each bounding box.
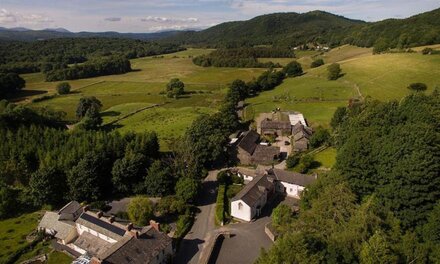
[47,250,73,264]
[0,212,42,263]
[314,147,337,169]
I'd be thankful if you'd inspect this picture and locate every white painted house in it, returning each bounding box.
[231,168,317,221]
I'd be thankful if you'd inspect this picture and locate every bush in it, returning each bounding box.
[286,154,300,168]
[327,63,342,80]
[272,204,292,228]
[309,127,331,148]
[407,83,427,92]
[31,95,56,103]
[56,82,71,95]
[282,61,303,77]
[127,196,153,226]
[217,171,229,185]
[298,154,314,173]
[311,58,324,68]
[175,213,193,238]
[215,185,226,225]
[231,174,244,184]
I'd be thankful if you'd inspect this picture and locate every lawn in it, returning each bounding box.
[0,212,42,263]
[314,147,337,169]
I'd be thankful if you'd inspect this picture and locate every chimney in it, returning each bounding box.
[149,220,160,232]
[109,216,115,223]
[126,223,133,231]
[83,205,90,212]
[97,211,103,218]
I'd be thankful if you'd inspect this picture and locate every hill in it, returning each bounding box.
[0,28,184,41]
[165,8,440,49]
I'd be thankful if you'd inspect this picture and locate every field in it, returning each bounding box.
[15,45,440,146]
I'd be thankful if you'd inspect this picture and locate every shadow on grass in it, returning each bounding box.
[6,90,47,102]
[100,111,121,117]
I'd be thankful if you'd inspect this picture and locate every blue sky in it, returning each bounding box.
[1,0,439,33]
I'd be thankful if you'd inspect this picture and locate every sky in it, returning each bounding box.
[0,0,439,33]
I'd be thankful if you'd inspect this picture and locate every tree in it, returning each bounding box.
[0,73,25,97]
[407,83,427,92]
[143,160,173,197]
[286,153,300,169]
[127,196,153,226]
[283,61,303,77]
[30,166,67,206]
[298,154,314,173]
[309,127,330,148]
[76,96,102,119]
[0,184,19,219]
[330,106,347,129]
[360,231,398,264]
[56,82,71,95]
[311,58,324,68]
[175,177,200,203]
[327,63,342,80]
[166,78,185,98]
[78,107,102,130]
[111,152,148,195]
[272,204,292,228]
[68,152,108,202]
[423,202,440,243]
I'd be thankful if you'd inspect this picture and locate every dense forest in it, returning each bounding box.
[257,92,440,263]
[0,38,184,74]
[165,8,440,50]
[192,47,293,68]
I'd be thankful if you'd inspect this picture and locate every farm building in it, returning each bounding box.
[260,118,292,136]
[234,130,280,165]
[288,112,308,127]
[231,168,316,221]
[38,202,172,264]
[292,122,313,152]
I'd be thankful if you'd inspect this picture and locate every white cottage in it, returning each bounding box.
[268,168,317,198]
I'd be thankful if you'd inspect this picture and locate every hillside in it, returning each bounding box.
[167,11,365,47]
[166,8,440,48]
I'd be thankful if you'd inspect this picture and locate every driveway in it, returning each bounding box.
[175,170,218,264]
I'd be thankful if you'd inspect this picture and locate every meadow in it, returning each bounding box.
[16,45,440,147]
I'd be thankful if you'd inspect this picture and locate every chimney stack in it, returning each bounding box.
[150,220,160,232]
[83,205,90,212]
[126,223,133,231]
[109,216,115,223]
[97,211,103,218]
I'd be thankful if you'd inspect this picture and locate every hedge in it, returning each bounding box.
[215,185,226,225]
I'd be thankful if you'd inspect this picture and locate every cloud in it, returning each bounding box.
[140,16,199,23]
[0,8,53,25]
[104,17,121,22]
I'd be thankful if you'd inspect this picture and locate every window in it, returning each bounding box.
[290,188,293,192]
[238,202,243,210]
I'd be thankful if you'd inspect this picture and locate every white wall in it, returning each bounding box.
[76,223,117,243]
[276,182,304,198]
[231,200,252,222]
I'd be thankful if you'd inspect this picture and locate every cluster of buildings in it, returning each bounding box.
[230,167,317,222]
[38,201,172,264]
[230,112,313,166]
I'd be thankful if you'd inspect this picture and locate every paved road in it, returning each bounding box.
[175,170,218,264]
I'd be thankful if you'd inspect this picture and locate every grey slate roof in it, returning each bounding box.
[102,227,172,264]
[252,145,280,164]
[261,119,291,130]
[73,231,113,257]
[38,211,76,241]
[269,169,317,186]
[237,130,260,154]
[76,212,127,241]
[58,201,81,215]
[232,174,273,207]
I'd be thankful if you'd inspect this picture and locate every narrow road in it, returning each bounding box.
[175,170,218,264]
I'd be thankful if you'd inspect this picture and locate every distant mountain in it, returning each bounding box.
[0,28,186,41]
[164,8,440,48]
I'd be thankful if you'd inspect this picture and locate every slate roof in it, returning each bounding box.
[292,123,313,140]
[261,119,291,130]
[237,130,260,154]
[73,231,113,257]
[76,212,127,241]
[58,201,81,215]
[232,174,273,207]
[251,145,280,164]
[294,139,309,151]
[269,169,317,186]
[102,227,172,264]
[38,211,76,241]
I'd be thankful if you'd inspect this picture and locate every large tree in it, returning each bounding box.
[283,61,303,77]
[0,73,25,97]
[143,160,174,197]
[30,166,67,206]
[127,196,153,226]
[111,151,148,195]
[175,177,200,203]
[76,96,102,119]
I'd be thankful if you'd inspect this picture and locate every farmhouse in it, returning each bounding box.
[234,130,280,165]
[292,122,313,152]
[38,202,173,264]
[231,168,317,221]
[260,118,292,136]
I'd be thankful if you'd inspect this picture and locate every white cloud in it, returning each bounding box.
[140,16,199,23]
[0,8,54,26]
[105,17,122,22]
[0,9,17,23]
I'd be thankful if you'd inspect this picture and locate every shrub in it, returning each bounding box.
[127,196,153,226]
[309,127,331,148]
[272,204,292,228]
[31,95,56,103]
[327,63,342,80]
[175,213,193,238]
[217,171,229,185]
[231,174,244,184]
[422,48,433,55]
[286,154,300,168]
[407,83,427,92]
[298,154,314,173]
[311,58,324,68]
[215,185,226,225]
[283,61,303,77]
[56,82,71,95]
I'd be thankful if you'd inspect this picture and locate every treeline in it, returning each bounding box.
[257,92,440,263]
[0,73,25,98]
[192,47,294,68]
[45,56,131,81]
[0,38,184,74]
